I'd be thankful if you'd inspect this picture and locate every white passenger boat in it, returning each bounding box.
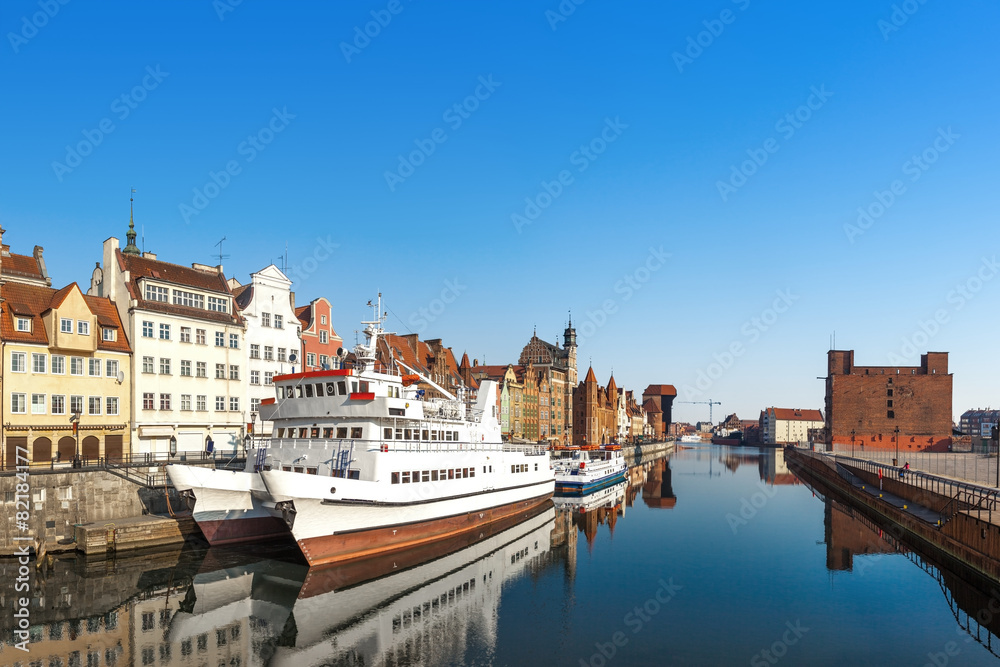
[257,295,555,566]
[552,444,627,494]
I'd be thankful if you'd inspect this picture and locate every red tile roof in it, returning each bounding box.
[584,366,597,383]
[295,304,312,329]
[769,408,824,422]
[0,282,131,353]
[642,398,663,414]
[643,384,678,397]
[118,250,242,325]
[2,252,45,282]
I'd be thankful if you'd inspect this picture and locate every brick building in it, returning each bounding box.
[825,349,953,452]
[295,297,343,372]
[642,384,676,439]
[572,367,619,446]
[518,321,577,444]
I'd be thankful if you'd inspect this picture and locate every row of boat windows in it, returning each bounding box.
[391,468,479,484]
[280,381,402,399]
[274,426,463,442]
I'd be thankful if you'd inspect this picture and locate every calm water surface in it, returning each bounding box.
[3,445,1000,666]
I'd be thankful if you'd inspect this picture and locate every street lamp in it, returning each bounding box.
[70,411,81,468]
[894,426,900,467]
[205,434,215,457]
[169,435,177,458]
[851,429,856,458]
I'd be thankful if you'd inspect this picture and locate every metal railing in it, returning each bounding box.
[268,437,508,454]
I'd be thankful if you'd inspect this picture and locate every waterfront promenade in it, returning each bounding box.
[828,446,1000,487]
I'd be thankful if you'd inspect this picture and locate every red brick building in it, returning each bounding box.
[295,297,343,372]
[642,384,676,440]
[572,367,619,446]
[825,350,953,452]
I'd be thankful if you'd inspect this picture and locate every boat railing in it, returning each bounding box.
[502,443,549,456]
[268,437,507,454]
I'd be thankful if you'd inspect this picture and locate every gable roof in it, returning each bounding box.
[643,384,678,397]
[1,245,49,285]
[117,249,242,325]
[295,304,312,329]
[769,408,824,422]
[0,282,131,353]
[231,282,253,311]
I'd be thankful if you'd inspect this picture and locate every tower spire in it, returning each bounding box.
[123,188,140,256]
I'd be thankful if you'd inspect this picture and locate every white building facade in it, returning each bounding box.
[230,265,301,437]
[761,407,825,445]
[90,231,248,457]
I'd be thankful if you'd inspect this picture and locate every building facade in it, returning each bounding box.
[1,279,132,466]
[230,265,300,437]
[959,409,1000,439]
[296,297,343,372]
[825,349,953,452]
[572,367,619,446]
[642,384,677,440]
[90,223,247,456]
[518,321,577,444]
[761,407,824,445]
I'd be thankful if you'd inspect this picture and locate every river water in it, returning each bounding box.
[2,444,1000,666]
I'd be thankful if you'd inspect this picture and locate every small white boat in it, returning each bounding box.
[552,444,626,494]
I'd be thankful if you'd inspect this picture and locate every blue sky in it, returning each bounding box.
[2,0,998,424]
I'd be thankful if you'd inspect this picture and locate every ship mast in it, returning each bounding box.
[353,293,386,372]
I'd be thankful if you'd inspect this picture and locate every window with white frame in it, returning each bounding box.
[10,352,25,373]
[307,353,316,367]
[250,370,260,385]
[60,317,73,333]
[32,353,46,374]
[31,394,45,414]
[11,393,26,414]
[142,393,154,410]
[145,284,168,302]
[320,330,328,344]
[229,365,239,381]
[215,396,225,411]
[230,396,240,411]
[88,358,101,377]
[229,333,239,349]
[196,362,207,378]
[250,344,260,359]
[264,346,273,361]
[160,358,171,375]
[173,289,204,309]
[277,348,287,362]
[142,356,154,373]
[159,323,170,340]
[251,397,261,412]
[196,395,207,411]
[106,396,119,416]
[70,395,83,414]
[196,329,206,345]
[71,357,84,375]
[159,393,171,410]
[106,359,119,378]
[16,317,31,332]
[180,360,192,377]
[274,314,283,329]
[180,394,192,411]
[321,314,327,325]
[215,363,225,379]
[88,396,101,415]
[208,297,228,313]
[142,321,154,338]
[51,395,65,415]
[264,371,273,385]
[180,327,191,343]
[215,331,225,347]
[261,312,270,327]
[319,354,329,368]
[77,320,90,335]
[102,327,116,341]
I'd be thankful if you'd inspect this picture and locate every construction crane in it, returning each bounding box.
[678,400,722,425]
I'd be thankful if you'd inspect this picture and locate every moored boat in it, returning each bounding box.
[552,444,627,494]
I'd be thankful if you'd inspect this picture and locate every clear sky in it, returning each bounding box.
[2,0,998,424]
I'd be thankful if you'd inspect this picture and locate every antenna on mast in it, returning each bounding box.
[213,237,230,266]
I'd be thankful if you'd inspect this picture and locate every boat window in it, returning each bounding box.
[298,428,308,438]
[448,469,454,480]
[276,428,284,438]
[323,428,333,438]
[511,465,516,473]
[534,463,538,471]
[404,428,412,440]
[336,427,348,439]
[384,427,393,439]
[306,468,317,475]
[440,469,447,479]
[489,466,493,473]
[350,427,363,439]
[293,466,303,473]
[395,428,403,440]
[452,431,459,441]
[326,382,336,396]
[348,470,360,480]
[296,386,304,399]
[316,383,324,397]
[401,472,410,483]
[421,471,430,482]
[431,430,438,441]
[469,468,475,478]
[389,408,405,416]
[422,430,429,441]
[359,381,369,393]
[282,466,292,472]
[305,385,313,398]
[392,472,400,484]
[310,428,319,438]
[351,381,358,393]
[413,470,420,482]
[338,381,347,395]
[431,471,438,481]
[445,431,452,441]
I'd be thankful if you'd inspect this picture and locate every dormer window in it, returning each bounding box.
[102,327,116,342]
[208,296,228,313]
[173,289,204,309]
[145,284,168,302]
[15,317,30,332]
[77,320,90,336]
[60,318,72,333]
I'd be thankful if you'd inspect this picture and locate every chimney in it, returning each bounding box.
[142,252,157,260]
[33,245,52,287]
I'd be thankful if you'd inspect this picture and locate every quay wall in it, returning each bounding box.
[624,440,675,466]
[786,447,1000,583]
[0,469,180,556]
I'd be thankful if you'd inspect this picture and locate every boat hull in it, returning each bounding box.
[294,491,553,566]
[167,464,289,546]
[555,467,628,494]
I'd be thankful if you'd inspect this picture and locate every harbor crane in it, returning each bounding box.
[678,400,722,425]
